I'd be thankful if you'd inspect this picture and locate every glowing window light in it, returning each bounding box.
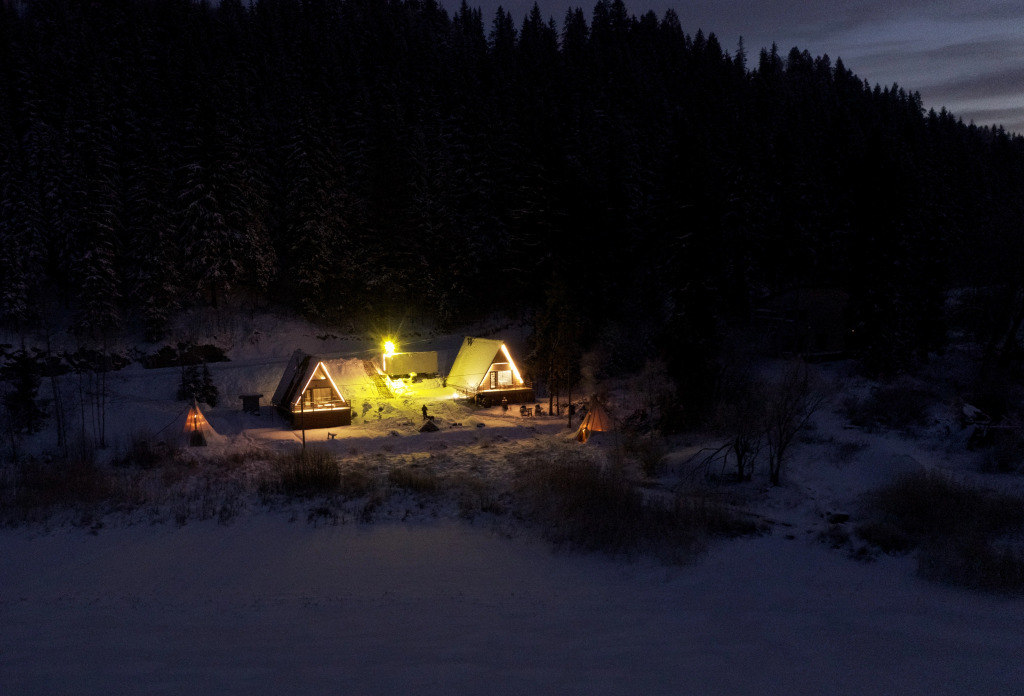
[295,360,345,410]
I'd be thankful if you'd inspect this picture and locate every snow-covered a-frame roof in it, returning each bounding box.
[272,350,346,410]
[446,337,526,395]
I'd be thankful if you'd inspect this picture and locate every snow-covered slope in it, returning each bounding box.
[3,315,1023,695]
[3,518,1023,695]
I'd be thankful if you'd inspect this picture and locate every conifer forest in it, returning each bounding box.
[3,0,1024,418]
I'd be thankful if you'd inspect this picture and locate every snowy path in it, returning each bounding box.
[3,518,1022,695]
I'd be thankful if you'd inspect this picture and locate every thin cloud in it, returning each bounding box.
[951,106,1024,134]
[921,66,1024,100]
[441,0,1024,134]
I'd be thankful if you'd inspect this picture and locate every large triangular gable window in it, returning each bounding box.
[299,361,344,409]
[477,344,523,391]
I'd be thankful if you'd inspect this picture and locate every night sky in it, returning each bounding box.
[447,0,1024,135]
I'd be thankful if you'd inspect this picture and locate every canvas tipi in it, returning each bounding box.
[575,397,613,443]
[178,399,223,447]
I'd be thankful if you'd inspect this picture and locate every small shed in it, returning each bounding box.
[239,393,263,415]
[383,351,439,378]
[272,350,352,429]
[447,337,534,406]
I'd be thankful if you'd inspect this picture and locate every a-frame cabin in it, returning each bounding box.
[272,350,352,429]
[447,337,534,406]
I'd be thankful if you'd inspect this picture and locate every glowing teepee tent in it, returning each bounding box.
[575,397,613,443]
[180,399,223,447]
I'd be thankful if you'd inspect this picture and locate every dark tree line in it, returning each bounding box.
[3,0,1024,420]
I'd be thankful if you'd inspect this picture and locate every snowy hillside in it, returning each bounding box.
[2,312,1024,695]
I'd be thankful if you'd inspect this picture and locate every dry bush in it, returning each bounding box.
[214,447,263,471]
[338,463,380,499]
[982,427,1024,474]
[171,477,248,526]
[830,439,868,465]
[857,470,1024,592]
[111,431,178,469]
[442,470,504,518]
[266,449,341,497]
[623,431,668,477]
[512,446,758,563]
[858,470,1024,546]
[387,463,440,494]
[918,538,1024,593]
[844,383,936,432]
[0,454,112,525]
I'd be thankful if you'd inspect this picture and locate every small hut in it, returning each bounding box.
[272,350,352,429]
[576,398,613,443]
[447,337,533,406]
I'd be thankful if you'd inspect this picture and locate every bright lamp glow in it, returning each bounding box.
[384,340,396,357]
[500,344,524,384]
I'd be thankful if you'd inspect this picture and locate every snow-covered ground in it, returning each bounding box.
[4,517,1024,696]
[2,312,1023,695]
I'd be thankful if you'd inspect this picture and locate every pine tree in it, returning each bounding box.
[176,102,251,309]
[1,348,47,434]
[70,123,123,339]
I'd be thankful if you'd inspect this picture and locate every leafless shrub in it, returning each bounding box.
[982,426,1024,473]
[387,463,440,494]
[111,431,177,469]
[307,505,340,526]
[830,439,868,465]
[512,445,758,563]
[170,477,248,526]
[713,374,766,482]
[265,448,341,497]
[844,381,936,432]
[623,431,669,477]
[763,361,827,486]
[918,538,1024,593]
[443,470,504,518]
[1,455,112,525]
[338,463,379,499]
[857,470,1024,592]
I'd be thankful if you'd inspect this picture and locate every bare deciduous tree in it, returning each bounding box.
[763,362,827,486]
[718,378,765,482]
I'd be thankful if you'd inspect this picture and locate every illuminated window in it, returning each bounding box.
[488,371,513,389]
[304,387,334,408]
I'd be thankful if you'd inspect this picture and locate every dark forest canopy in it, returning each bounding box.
[3,0,1024,384]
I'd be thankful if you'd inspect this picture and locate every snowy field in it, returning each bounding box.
[4,519,1024,695]
[3,312,1024,695]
